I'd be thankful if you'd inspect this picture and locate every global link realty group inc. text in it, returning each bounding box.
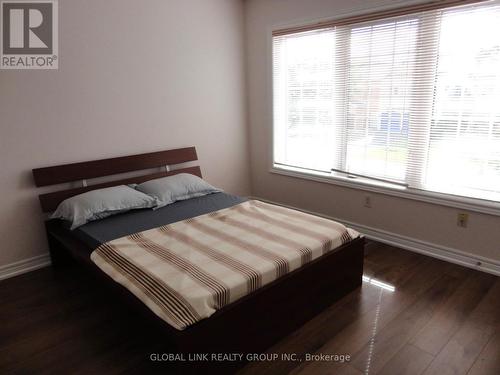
[150,352,351,363]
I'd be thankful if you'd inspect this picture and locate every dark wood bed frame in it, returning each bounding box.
[33,147,365,373]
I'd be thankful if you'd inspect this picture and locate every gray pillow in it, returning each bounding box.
[51,185,157,229]
[135,173,220,209]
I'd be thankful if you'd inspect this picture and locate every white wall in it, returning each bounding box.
[0,0,250,267]
[244,0,500,264]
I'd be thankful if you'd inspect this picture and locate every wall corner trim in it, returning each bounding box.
[0,253,51,281]
[251,196,500,277]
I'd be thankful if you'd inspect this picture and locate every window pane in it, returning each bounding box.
[273,30,336,171]
[344,19,418,181]
[426,7,500,200]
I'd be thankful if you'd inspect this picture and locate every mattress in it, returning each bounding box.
[68,192,246,250]
[91,199,359,330]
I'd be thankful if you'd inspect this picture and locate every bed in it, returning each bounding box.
[33,147,364,372]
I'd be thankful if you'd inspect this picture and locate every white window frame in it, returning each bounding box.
[268,3,500,217]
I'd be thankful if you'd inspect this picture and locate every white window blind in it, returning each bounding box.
[273,0,500,202]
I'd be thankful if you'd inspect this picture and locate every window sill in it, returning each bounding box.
[270,165,500,217]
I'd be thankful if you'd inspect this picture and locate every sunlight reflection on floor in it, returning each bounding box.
[362,275,396,292]
[362,275,395,374]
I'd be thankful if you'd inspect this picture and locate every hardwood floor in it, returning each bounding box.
[1,241,499,375]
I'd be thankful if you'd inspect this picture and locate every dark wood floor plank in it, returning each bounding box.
[410,271,497,355]
[422,321,495,375]
[0,242,498,375]
[466,278,500,327]
[422,279,500,375]
[377,344,434,375]
[363,243,425,282]
[290,257,460,375]
[349,273,464,374]
[467,330,500,375]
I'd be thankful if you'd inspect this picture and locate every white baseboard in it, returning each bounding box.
[0,253,51,281]
[251,196,500,277]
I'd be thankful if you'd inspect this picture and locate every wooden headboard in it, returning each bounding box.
[33,147,201,212]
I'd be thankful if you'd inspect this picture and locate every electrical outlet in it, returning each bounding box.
[364,195,372,208]
[457,213,468,228]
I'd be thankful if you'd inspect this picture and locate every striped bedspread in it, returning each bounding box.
[90,200,359,330]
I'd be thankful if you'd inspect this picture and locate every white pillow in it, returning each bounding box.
[135,173,220,209]
[51,185,157,229]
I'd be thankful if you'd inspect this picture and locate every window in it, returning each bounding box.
[273,0,500,203]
